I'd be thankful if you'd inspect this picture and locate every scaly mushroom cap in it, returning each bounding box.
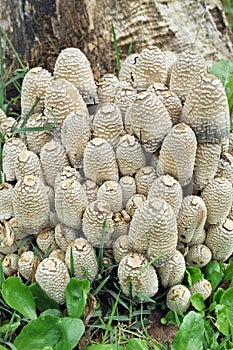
[193,142,221,191]
[54,223,77,252]
[131,46,167,88]
[61,112,91,168]
[2,253,19,276]
[53,47,97,103]
[182,74,230,143]
[13,175,50,235]
[156,90,182,125]
[113,235,130,264]
[0,117,16,137]
[125,194,147,217]
[44,78,88,126]
[128,198,178,267]
[157,123,197,187]
[25,113,51,154]
[83,138,119,184]
[119,53,138,81]
[201,177,233,224]
[92,103,124,146]
[36,229,57,254]
[157,250,186,288]
[216,152,233,184]
[135,166,157,196]
[35,257,70,304]
[97,76,118,103]
[112,212,130,240]
[0,219,17,254]
[190,279,212,301]
[188,228,206,246]
[147,175,182,217]
[82,199,114,247]
[18,251,38,281]
[163,51,177,86]
[40,139,69,187]
[116,134,146,176]
[117,252,159,298]
[2,138,27,181]
[166,284,191,313]
[21,67,52,117]
[205,218,233,261]
[169,50,206,100]
[114,84,137,124]
[185,244,212,267]
[49,249,65,262]
[127,91,172,153]
[55,177,88,230]
[82,179,99,203]
[14,150,44,181]
[0,183,14,220]
[97,181,123,213]
[54,166,81,188]
[65,238,98,282]
[177,196,207,244]
[119,176,137,208]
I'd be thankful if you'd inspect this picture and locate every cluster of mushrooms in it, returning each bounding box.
[0,45,233,314]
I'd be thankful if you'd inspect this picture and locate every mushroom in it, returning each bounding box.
[83,138,119,184]
[0,183,14,220]
[182,74,230,143]
[116,134,146,176]
[169,50,206,100]
[114,84,137,124]
[97,181,123,213]
[163,51,177,86]
[135,166,157,196]
[157,250,186,288]
[128,198,178,267]
[117,252,159,298]
[2,138,27,181]
[0,117,16,137]
[113,235,130,264]
[24,113,51,154]
[14,150,44,181]
[35,257,70,304]
[118,53,138,81]
[156,123,197,187]
[36,229,58,254]
[205,218,233,262]
[82,199,114,247]
[193,142,221,191]
[18,251,38,281]
[185,244,212,268]
[201,177,233,224]
[112,212,130,240]
[147,175,182,217]
[216,152,233,184]
[82,179,99,203]
[97,77,118,103]
[54,223,77,252]
[53,47,97,104]
[155,89,182,125]
[2,253,19,276]
[190,279,212,301]
[125,194,147,217]
[177,196,207,245]
[126,90,172,153]
[65,238,98,282]
[13,175,50,235]
[49,249,65,262]
[61,112,91,168]
[0,219,17,254]
[166,284,191,314]
[119,176,137,208]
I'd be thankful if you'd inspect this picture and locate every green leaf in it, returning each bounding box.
[84,345,124,350]
[171,311,204,350]
[13,315,62,350]
[40,309,63,318]
[226,75,233,111]
[55,317,85,350]
[126,338,149,350]
[220,287,233,328]
[215,304,229,336]
[165,310,182,327]
[185,266,204,287]
[213,288,225,304]
[2,277,37,320]
[222,257,233,283]
[203,261,224,291]
[0,321,21,335]
[0,346,8,350]
[0,260,5,289]
[190,293,206,311]
[66,278,90,318]
[29,282,59,312]
[209,60,233,87]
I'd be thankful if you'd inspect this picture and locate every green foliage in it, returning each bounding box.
[223,0,233,30]
[184,266,204,287]
[66,278,90,318]
[28,282,59,312]
[111,23,121,73]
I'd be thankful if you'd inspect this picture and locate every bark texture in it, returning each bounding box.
[0,0,233,73]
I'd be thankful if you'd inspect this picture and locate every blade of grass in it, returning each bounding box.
[97,217,107,271]
[92,275,110,296]
[112,23,121,73]
[69,247,75,277]
[101,290,121,343]
[0,27,26,70]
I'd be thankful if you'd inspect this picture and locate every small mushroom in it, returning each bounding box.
[118,53,138,81]
[0,219,17,254]
[135,166,157,196]
[2,138,27,181]
[216,152,233,184]
[118,252,159,298]
[155,89,182,125]
[35,257,70,304]
[65,238,98,282]
[49,249,66,262]
[114,84,137,124]
[185,244,212,268]
[166,284,191,313]
[113,235,130,264]
[36,229,58,254]
[14,150,44,181]
[157,250,186,288]
[97,181,123,213]
[2,253,19,276]
[82,179,99,203]
[18,251,38,281]
[125,194,147,217]
[112,212,130,240]
[190,279,212,301]
[0,183,14,220]
[25,113,51,154]
[97,76,118,103]
[119,176,137,208]
[54,223,77,252]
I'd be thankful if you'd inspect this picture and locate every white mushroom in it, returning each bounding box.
[18,251,38,281]
[24,113,51,154]
[54,223,77,252]
[36,229,58,254]
[0,219,17,254]
[97,181,123,213]
[166,284,191,314]
[82,179,99,203]
[185,244,212,268]
[2,253,19,276]
[113,235,130,264]
[119,176,137,208]
[0,183,14,220]
[190,279,212,301]
[14,150,44,181]
[125,194,147,217]
[118,53,138,81]
[114,84,137,124]
[135,166,157,196]
[2,138,27,181]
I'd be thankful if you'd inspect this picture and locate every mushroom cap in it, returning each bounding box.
[156,89,182,125]
[2,138,27,182]
[185,244,212,268]
[157,123,197,187]
[190,279,212,301]
[128,197,178,267]
[97,180,123,213]
[126,90,172,153]
[0,183,14,220]
[14,150,44,181]
[119,176,137,208]
[112,212,130,240]
[125,193,147,217]
[216,152,233,184]
[97,77,118,103]
[201,177,233,224]
[182,74,230,143]
[193,142,221,191]
[35,257,70,304]
[177,196,207,244]
[118,252,159,298]
[36,229,57,254]
[166,284,191,313]
[114,84,137,123]
[135,166,157,196]
[82,179,99,203]
[205,218,233,261]
[25,113,51,154]
[2,253,19,276]
[158,250,186,289]
[65,238,98,282]
[18,251,36,281]
[54,223,77,252]
[113,235,130,264]
[61,112,91,168]
[49,248,66,262]
[119,53,138,81]
[83,138,119,184]
[116,134,146,176]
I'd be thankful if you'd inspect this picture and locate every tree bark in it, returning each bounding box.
[0,0,233,74]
